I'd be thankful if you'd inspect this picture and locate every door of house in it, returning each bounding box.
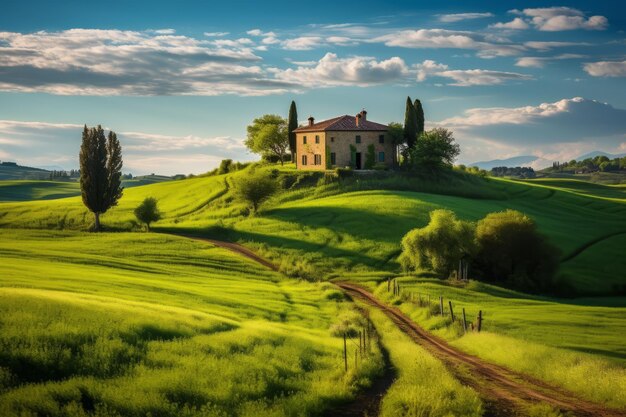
[355,152,362,169]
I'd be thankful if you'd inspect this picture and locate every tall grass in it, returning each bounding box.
[372,277,626,409]
[365,307,483,417]
[0,230,382,417]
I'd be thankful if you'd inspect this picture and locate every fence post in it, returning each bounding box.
[439,296,444,316]
[343,333,348,371]
[448,301,455,321]
[462,308,467,333]
[387,277,390,292]
[477,310,482,332]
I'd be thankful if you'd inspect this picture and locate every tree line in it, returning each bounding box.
[547,155,626,173]
[400,209,560,293]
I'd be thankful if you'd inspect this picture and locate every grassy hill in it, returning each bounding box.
[0,229,389,416]
[1,165,624,294]
[0,163,50,180]
[1,163,625,414]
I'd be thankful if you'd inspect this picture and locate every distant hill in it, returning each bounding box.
[575,151,626,160]
[0,162,50,180]
[469,155,551,170]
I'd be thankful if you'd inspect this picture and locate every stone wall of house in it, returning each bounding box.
[326,130,394,169]
[296,129,394,170]
[295,132,327,170]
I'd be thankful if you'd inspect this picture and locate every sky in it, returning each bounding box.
[0,0,625,174]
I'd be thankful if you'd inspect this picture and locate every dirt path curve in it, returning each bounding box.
[179,235,279,271]
[338,282,626,417]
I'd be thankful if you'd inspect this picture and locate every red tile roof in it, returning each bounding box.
[293,115,388,132]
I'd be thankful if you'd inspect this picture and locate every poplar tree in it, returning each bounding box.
[288,100,298,161]
[414,98,425,138]
[403,96,418,150]
[79,125,124,231]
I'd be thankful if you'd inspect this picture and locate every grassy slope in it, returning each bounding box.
[1,164,625,410]
[0,229,382,417]
[0,181,80,201]
[363,278,626,409]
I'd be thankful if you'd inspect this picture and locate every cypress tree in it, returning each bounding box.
[79,125,124,231]
[414,98,425,138]
[404,96,418,149]
[288,100,298,162]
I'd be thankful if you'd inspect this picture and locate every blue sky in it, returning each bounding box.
[0,0,625,174]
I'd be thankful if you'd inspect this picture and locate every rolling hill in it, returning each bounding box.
[1,164,625,415]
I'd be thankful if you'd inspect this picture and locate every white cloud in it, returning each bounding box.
[0,120,251,175]
[275,53,408,87]
[516,54,585,68]
[439,98,626,164]
[524,41,587,51]
[490,18,529,30]
[373,28,523,58]
[440,97,626,143]
[583,60,626,77]
[204,31,230,37]
[438,13,494,23]
[512,7,608,31]
[415,60,532,86]
[281,36,324,50]
[0,29,301,96]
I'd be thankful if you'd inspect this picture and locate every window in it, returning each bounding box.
[330,137,335,142]
[330,152,336,165]
[303,136,307,144]
[379,135,385,144]
[314,154,322,165]
[302,155,307,165]
[378,152,385,162]
[315,135,320,144]
[355,135,361,144]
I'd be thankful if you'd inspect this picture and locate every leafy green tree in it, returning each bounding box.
[474,210,560,291]
[399,209,475,277]
[134,197,162,232]
[288,101,298,161]
[218,159,233,174]
[403,96,418,150]
[79,125,123,231]
[245,115,289,165]
[409,128,460,172]
[413,98,425,137]
[233,171,278,213]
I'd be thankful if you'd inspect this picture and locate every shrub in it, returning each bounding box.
[473,210,560,292]
[217,159,232,174]
[335,167,354,179]
[134,197,162,232]
[399,209,475,278]
[232,171,278,213]
[408,128,460,172]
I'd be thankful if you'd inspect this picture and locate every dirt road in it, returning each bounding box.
[338,282,626,417]
[179,235,625,417]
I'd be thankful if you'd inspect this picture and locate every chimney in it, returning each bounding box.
[360,109,367,121]
[308,116,315,126]
[355,113,362,127]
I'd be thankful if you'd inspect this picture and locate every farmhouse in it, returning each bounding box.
[294,110,394,170]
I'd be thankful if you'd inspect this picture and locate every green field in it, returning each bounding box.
[1,163,625,415]
[0,229,384,417]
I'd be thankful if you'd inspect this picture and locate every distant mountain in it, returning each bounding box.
[575,151,626,160]
[469,155,551,170]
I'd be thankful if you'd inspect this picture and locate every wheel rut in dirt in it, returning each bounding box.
[338,282,626,417]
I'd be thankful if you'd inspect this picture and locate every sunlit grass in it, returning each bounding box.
[0,229,381,417]
[365,307,483,417]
